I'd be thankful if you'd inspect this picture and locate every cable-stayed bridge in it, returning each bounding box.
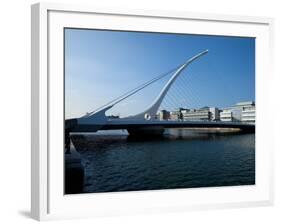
[65,50,255,136]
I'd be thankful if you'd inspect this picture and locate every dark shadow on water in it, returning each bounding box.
[127,134,166,142]
[70,129,255,150]
[71,134,128,152]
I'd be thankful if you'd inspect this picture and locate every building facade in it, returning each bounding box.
[220,109,233,122]
[209,107,220,121]
[169,110,182,120]
[220,101,255,123]
[182,107,210,121]
[159,110,170,120]
[240,102,255,123]
[157,101,255,123]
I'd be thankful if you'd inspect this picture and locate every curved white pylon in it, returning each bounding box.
[125,49,208,120]
[78,50,208,125]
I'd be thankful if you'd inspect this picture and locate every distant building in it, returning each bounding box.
[209,107,220,121]
[169,108,188,120]
[220,107,241,122]
[157,101,255,123]
[219,101,255,123]
[170,110,181,120]
[236,101,255,107]
[239,101,255,123]
[182,107,210,121]
[159,110,170,120]
[181,106,219,121]
[220,109,233,122]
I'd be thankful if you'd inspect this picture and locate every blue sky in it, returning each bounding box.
[65,28,255,119]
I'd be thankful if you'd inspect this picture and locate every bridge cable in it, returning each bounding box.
[85,62,186,117]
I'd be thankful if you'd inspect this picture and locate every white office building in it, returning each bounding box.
[219,101,255,123]
[220,106,241,122]
[209,107,220,121]
[220,109,233,122]
[182,107,210,121]
[240,102,255,123]
[170,110,181,120]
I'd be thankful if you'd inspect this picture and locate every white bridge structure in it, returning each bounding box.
[66,50,255,136]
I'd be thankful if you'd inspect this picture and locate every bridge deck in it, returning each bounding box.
[66,119,255,133]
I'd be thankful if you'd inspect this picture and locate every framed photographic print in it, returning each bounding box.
[31,2,274,221]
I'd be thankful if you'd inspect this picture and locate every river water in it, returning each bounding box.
[71,129,255,193]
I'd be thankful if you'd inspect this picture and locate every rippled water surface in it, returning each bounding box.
[71,129,255,193]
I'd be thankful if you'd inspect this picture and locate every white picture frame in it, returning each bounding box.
[31,2,274,221]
